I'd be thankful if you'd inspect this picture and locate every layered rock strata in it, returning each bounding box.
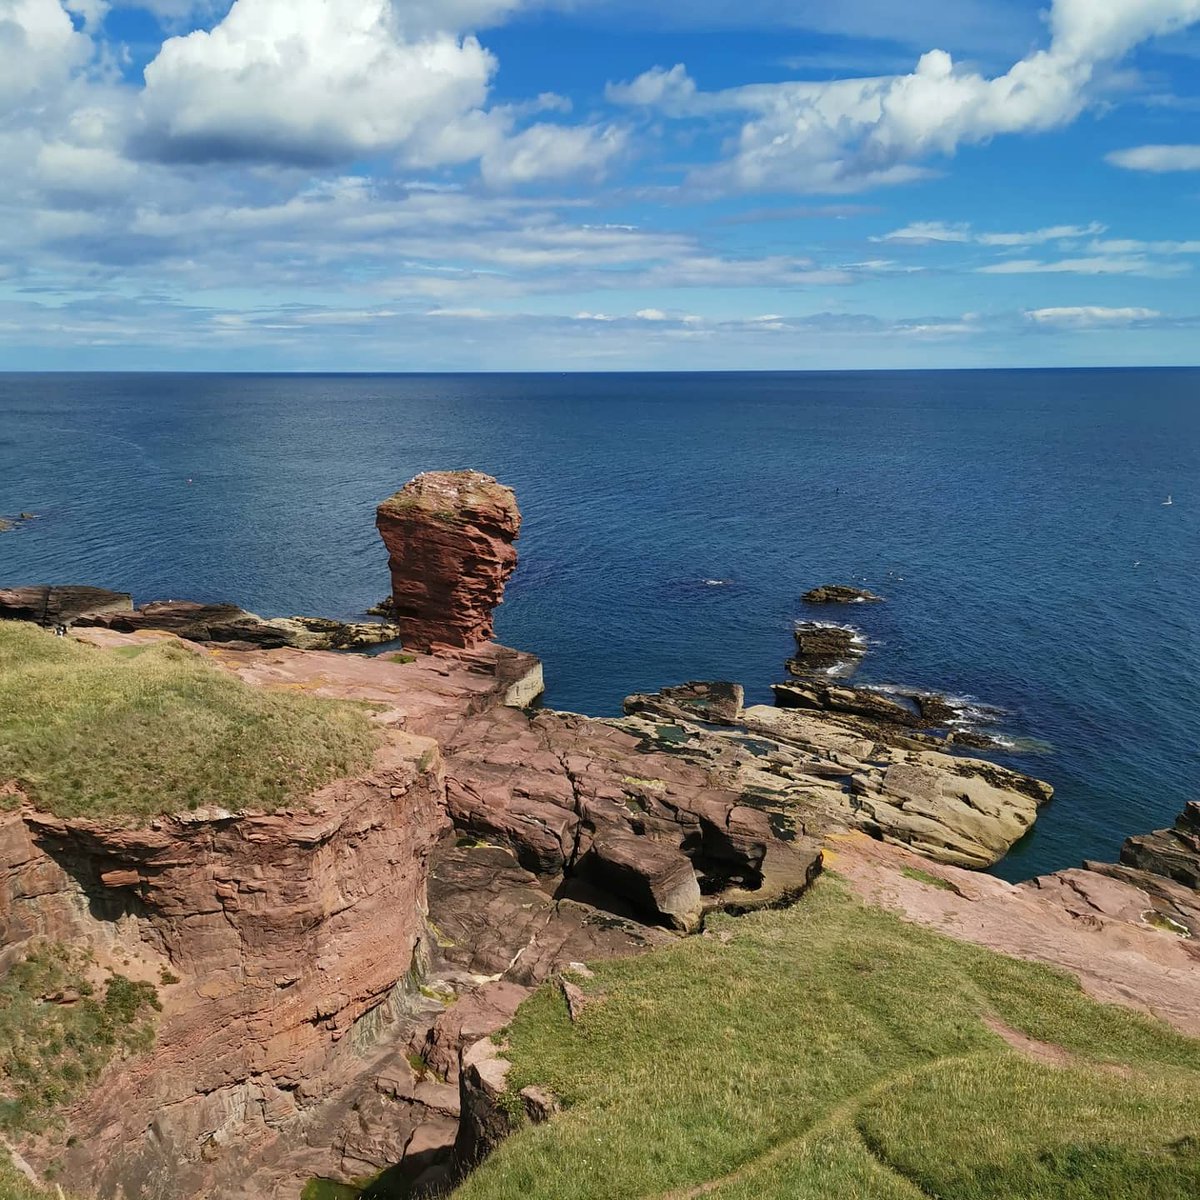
[623,683,1052,870]
[0,584,133,626]
[0,588,399,650]
[788,622,866,673]
[1,732,448,1199]
[376,472,521,651]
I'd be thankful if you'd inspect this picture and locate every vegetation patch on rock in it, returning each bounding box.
[0,943,160,1135]
[0,624,380,820]
[452,879,1200,1200]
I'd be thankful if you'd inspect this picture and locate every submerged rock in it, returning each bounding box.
[802,585,884,604]
[376,471,521,652]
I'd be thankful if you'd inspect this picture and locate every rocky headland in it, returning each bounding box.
[1,471,1198,1200]
[0,586,400,650]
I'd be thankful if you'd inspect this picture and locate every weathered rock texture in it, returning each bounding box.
[0,585,133,626]
[80,600,400,650]
[1118,802,1200,890]
[788,622,866,673]
[623,685,1052,870]
[1,588,399,650]
[376,471,521,651]
[2,733,448,1199]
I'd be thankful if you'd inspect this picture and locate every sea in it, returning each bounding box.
[1,370,1197,882]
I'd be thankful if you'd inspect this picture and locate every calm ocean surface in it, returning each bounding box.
[1,370,1197,881]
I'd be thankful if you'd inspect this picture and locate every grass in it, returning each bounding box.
[451,879,1200,1200]
[901,866,958,891]
[0,1155,66,1200]
[0,943,160,1135]
[0,623,381,820]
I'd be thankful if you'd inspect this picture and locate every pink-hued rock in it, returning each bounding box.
[2,736,449,1198]
[830,830,1200,1038]
[376,472,521,651]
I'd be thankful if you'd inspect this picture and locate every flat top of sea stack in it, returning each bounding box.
[377,470,519,531]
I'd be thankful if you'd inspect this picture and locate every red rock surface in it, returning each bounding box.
[1,734,448,1198]
[376,471,521,651]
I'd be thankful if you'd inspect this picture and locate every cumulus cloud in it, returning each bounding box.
[136,0,496,164]
[130,0,624,182]
[1107,143,1200,171]
[608,0,1200,191]
[605,64,698,113]
[1025,306,1162,328]
[0,0,93,109]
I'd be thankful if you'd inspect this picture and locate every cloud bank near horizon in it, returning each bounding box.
[0,0,1198,369]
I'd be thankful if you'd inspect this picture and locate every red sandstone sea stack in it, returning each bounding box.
[376,471,521,652]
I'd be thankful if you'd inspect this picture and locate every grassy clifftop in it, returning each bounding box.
[0,623,380,820]
[454,879,1200,1200]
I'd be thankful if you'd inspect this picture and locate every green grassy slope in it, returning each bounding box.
[0,623,380,820]
[453,879,1200,1200]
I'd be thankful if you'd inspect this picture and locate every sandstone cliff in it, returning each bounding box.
[1,735,447,1199]
[376,472,520,651]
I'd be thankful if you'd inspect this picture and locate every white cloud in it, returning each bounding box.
[133,0,621,183]
[609,0,1200,191]
[1026,306,1162,328]
[480,121,626,186]
[138,0,497,165]
[980,256,1188,277]
[874,222,973,244]
[876,221,1106,246]
[1107,143,1200,171]
[0,0,93,109]
[605,63,697,113]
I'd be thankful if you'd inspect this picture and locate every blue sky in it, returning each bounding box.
[1,0,1198,370]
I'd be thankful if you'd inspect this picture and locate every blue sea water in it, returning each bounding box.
[1,370,1197,882]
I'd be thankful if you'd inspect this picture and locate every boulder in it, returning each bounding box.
[802,585,884,604]
[788,622,865,672]
[376,472,521,652]
[583,829,705,933]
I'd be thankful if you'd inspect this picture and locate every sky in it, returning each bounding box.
[1,0,1199,371]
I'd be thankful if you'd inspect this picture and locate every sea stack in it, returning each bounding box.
[376,470,521,651]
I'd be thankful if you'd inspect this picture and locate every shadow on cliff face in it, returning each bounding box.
[31,830,155,931]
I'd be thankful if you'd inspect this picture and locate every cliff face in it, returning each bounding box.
[0,736,448,1199]
[376,472,521,651]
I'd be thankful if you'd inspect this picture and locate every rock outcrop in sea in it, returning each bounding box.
[376,470,521,651]
[788,622,866,673]
[802,585,884,604]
